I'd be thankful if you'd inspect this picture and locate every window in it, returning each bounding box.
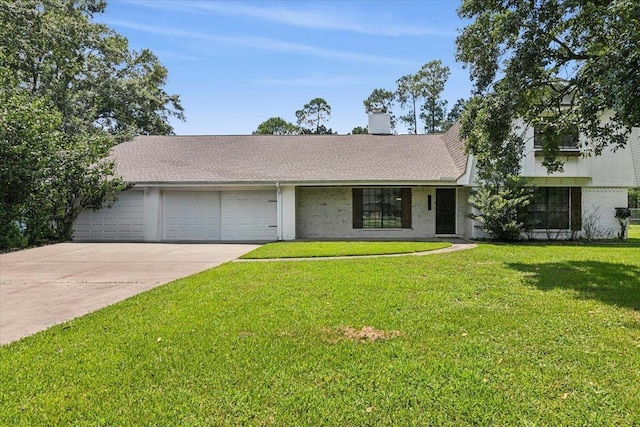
[534,123,579,151]
[353,188,411,229]
[527,187,581,230]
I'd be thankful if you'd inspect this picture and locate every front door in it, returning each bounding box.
[436,188,456,234]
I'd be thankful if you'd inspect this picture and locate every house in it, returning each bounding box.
[73,113,640,242]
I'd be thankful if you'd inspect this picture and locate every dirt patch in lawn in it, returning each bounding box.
[324,326,403,343]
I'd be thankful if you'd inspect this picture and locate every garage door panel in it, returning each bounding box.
[73,191,144,241]
[221,191,277,240]
[162,191,221,241]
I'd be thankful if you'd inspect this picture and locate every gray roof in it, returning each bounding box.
[112,127,467,184]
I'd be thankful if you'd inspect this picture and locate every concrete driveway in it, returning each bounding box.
[0,243,259,345]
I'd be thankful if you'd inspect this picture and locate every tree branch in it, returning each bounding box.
[551,35,593,61]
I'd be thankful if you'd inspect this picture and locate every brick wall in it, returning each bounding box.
[296,187,439,239]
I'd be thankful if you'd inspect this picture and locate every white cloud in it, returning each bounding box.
[107,20,419,66]
[124,1,455,37]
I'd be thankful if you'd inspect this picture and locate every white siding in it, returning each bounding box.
[581,188,628,239]
[517,117,638,187]
[279,185,297,240]
[162,191,221,241]
[457,187,472,239]
[73,191,144,241]
[630,127,640,186]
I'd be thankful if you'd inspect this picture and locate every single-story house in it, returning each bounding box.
[73,113,640,242]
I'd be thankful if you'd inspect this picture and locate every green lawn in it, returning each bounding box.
[1,241,639,425]
[240,240,451,259]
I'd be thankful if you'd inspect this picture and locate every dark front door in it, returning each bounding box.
[436,188,456,234]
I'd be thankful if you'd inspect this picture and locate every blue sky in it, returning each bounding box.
[100,0,473,135]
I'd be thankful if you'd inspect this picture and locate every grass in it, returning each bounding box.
[628,223,640,240]
[240,240,451,259]
[1,240,639,425]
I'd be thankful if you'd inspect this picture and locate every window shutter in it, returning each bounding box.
[401,188,412,228]
[570,187,582,231]
[352,188,363,229]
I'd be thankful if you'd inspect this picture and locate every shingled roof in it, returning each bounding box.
[112,126,467,184]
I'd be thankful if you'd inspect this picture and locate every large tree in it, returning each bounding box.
[395,73,424,134]
[419,61,450,133]
[461,95,532,240]
[253,117,300,135]
[0,0,182,248]
[456,0,640,172]
[396,61,450,134]
[0,89,60,248]
[0,0,184,138]
[295,98,332,134]
[441,98,468,132]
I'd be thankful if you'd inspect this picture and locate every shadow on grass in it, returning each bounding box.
[508,261,640,310]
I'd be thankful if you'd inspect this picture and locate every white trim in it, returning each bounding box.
[276,182,283,240]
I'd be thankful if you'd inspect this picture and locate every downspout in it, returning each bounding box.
[276,182,283,241]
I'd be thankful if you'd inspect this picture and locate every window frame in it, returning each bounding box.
[526,187,582,231]
[533,122,580,152]
[352,188,412,229]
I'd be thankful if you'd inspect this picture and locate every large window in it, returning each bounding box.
[534,124,579,151]
[527,187,581,230]
[353,188,411,229]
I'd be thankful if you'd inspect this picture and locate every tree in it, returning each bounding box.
[420,100,447,133]
[442,98,467,131]
[363,88,396,130]
[351,126,368,135]
[295,98,332,134]
[456,0,640,173]
[396,61,450,134]
[419,61,450,133]
[0,0,184,139]
[630,188,640,209]
[253,117,300,135]
[0,82,127,248]
[0,0,180,248]
[0,90,59,248]
[461,95,532,240]
[395,73,423,134]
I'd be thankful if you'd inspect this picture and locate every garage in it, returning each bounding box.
[162,191,221,241]
[221,191,277,240]
[73,191,144,241]
[161,190,277,241]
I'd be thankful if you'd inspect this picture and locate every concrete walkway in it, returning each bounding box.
[234,242,477,262]
[0,243,259,345]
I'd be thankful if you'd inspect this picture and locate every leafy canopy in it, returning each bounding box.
[396,61,450,134]
[295,98,332,134]
[456,0,640,172]
[442,98,467,132]
[350,126,368,135]
[253,117,300,135]
[0,0,182,248]
[456,0,640,239]
[461,95,532,240]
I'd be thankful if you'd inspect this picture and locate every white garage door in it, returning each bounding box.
[221,191,277,240]
[162,191,221,241]
[73,191,144,241]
